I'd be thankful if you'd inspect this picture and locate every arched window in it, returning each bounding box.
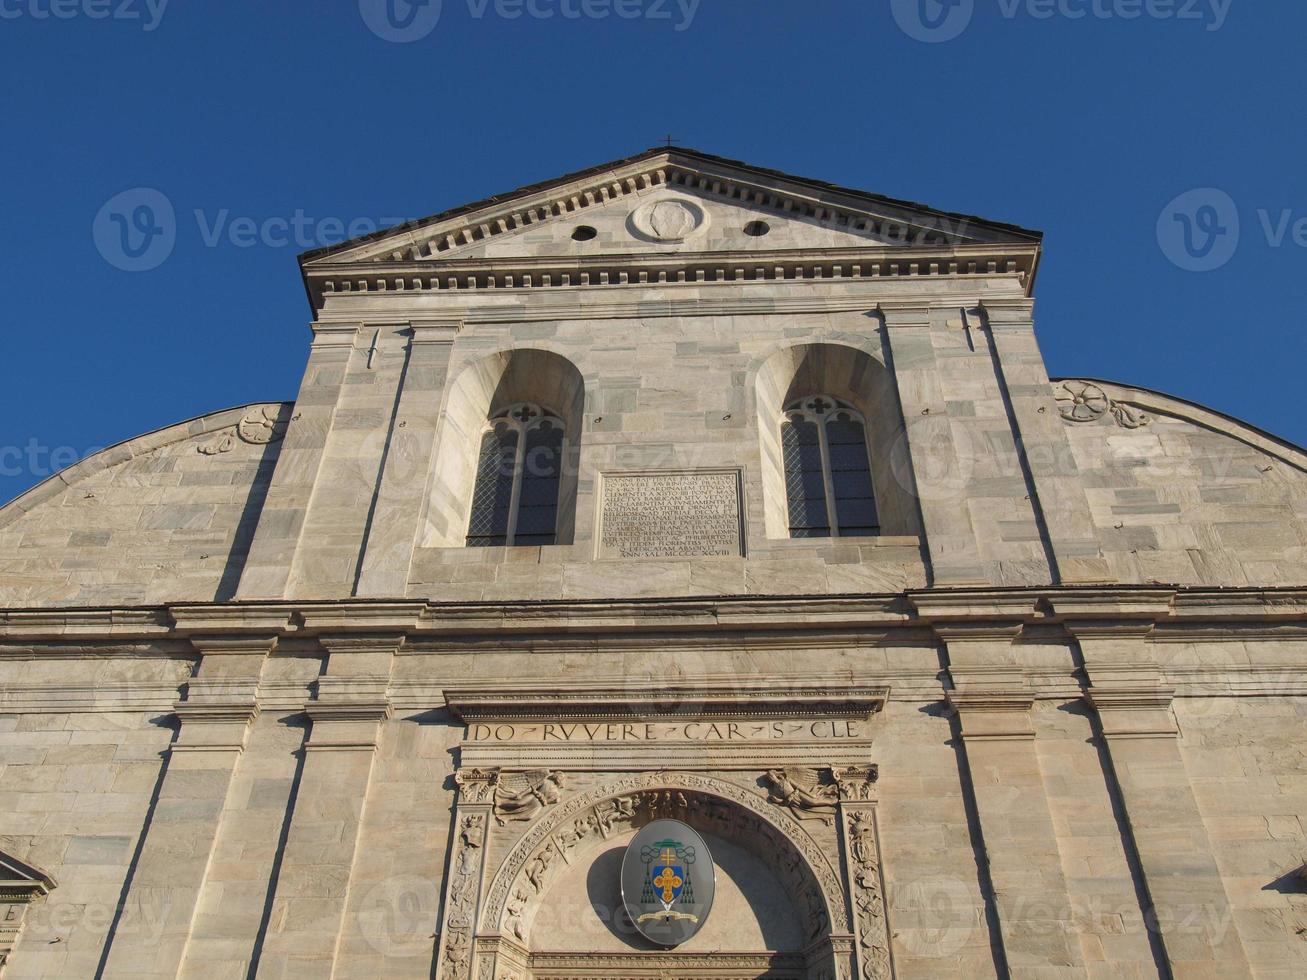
[466,403,564,548]
[781,395,879,539]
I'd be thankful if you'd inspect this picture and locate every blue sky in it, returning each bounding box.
[1,0,1303,504]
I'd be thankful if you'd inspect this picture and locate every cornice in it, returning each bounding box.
[314,286,1014,328]
[307,242,1036,311]
[444,680,889,723]
[1,586,1306,648]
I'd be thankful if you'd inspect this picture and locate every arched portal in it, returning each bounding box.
[470,773,854,980]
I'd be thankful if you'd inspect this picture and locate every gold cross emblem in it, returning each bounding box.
[653,848,683,904]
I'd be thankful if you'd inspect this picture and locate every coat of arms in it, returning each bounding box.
[621,818,716,946]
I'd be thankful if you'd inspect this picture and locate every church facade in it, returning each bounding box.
[1,148,1305,979]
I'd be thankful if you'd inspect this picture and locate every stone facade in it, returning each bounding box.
[1,148,1305,979]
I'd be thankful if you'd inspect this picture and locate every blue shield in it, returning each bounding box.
[650,845,685,908]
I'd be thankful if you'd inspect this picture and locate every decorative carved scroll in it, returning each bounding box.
[1055,381,1150,429]
[197,405,290,455]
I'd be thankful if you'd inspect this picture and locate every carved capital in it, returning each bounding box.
[1087,682,1178,740]
[455,767,499,806]
[833,765,879,803]
[309,322,362,350]
[946,686,1035,741]
[408,319,463,344]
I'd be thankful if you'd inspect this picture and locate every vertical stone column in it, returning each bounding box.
[253,635,399,980]
[943,633,1086,977]
[835,765,892,980]
[1072,625,1253,978]
[237,324,361,599]
[355,319,461,598]
[101,635,275,980]
[879,302,987,586]
[436,769,496,980]
[980,298,1110,584]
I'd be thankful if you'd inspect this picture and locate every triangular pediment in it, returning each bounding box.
[299,148,1042,311]
[302,147,1039,268]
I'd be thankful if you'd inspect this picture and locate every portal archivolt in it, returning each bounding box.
[476,773,851,978]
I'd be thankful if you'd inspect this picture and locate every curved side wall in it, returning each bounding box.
[0,404,290,606]
[1060,381,1307,586]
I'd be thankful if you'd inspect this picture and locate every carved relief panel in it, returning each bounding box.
[434,684,892,980]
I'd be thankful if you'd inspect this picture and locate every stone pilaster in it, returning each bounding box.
[437,769,495,980]
[253,634,399,980]
[355,319,461,598]
[835,765,892,980]
[101,635,275,980]
[980,298,1110,584]
[943,636,1086,978]
[237,323,361,599]
[1074,625,1253,978]
[879,302,987,586]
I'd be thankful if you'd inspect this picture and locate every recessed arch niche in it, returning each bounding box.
[423,348,584,548]
[754,342,920,541]
[476,776,848,979]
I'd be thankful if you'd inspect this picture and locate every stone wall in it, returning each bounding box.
[0,597,1303,978]
[0,405,288,607]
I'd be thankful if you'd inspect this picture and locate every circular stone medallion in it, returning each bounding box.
[628,197,708,243]
[621,818,716,947]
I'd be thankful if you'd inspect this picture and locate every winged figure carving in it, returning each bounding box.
[764,767,839,823]
[494,769,565,825]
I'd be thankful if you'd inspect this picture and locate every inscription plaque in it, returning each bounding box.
[598,470,743,560]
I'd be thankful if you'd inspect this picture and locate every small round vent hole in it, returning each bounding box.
[572,225,598,241]
[743,221,771,237]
